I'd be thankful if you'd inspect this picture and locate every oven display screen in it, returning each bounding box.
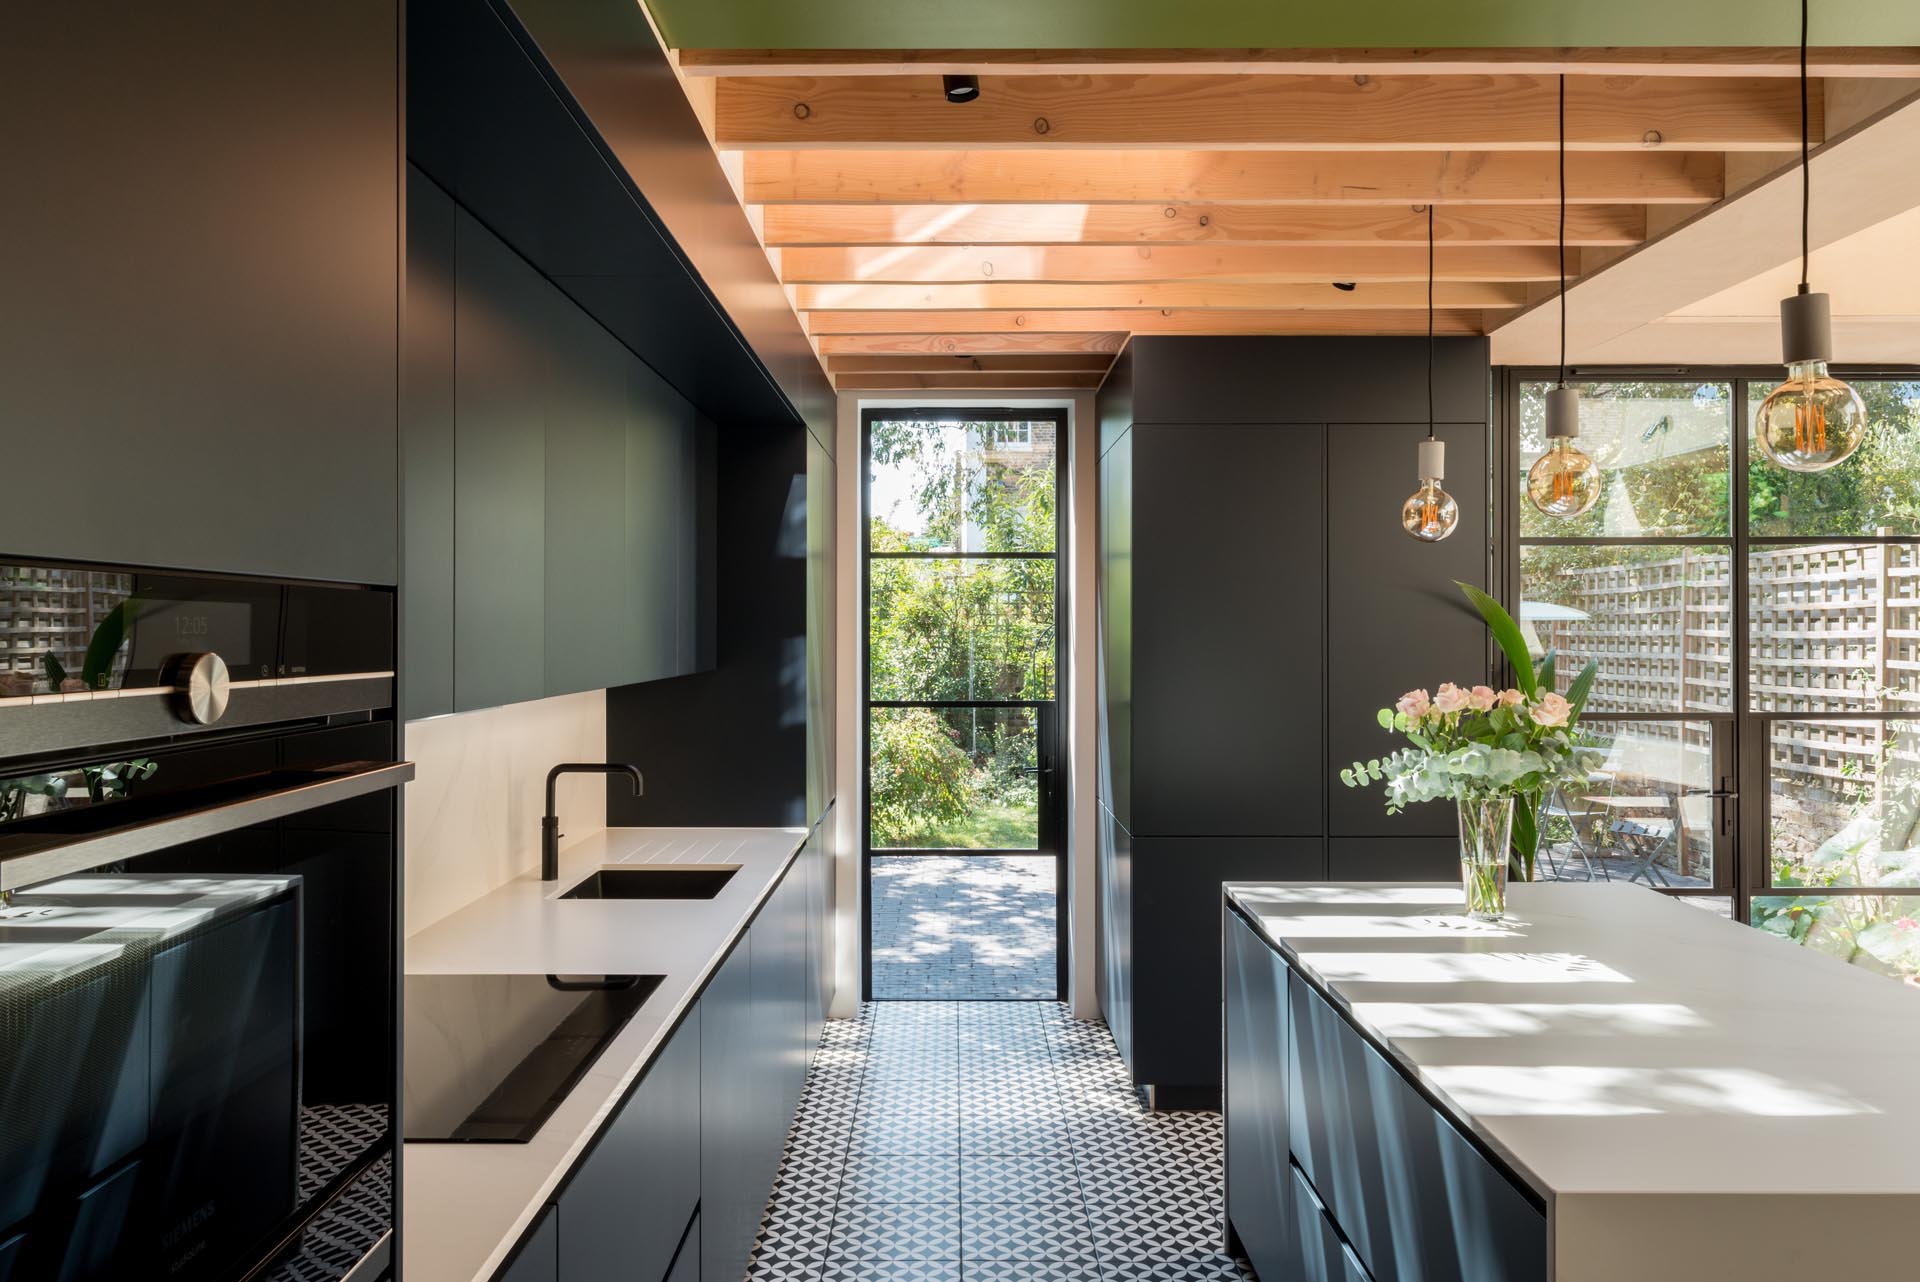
[129,599,253,669]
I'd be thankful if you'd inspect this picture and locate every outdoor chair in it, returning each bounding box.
[1539,785,1607,881]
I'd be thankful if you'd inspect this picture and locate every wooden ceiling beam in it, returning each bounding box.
[836,370,1108,390]
[760,202,1646,247]
[814,331,1129,354]
[742,149,1724,204]
[804,308,1485,336]
[796,280,1529,311]
[781,244,1563,284]
[827,353,1115,373]
[718,74,1814,152]
[681,46,1920,79]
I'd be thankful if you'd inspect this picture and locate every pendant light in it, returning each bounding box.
[1402,204,1459,543]
[1527,74,1602,519]
[1753,0,1865,472]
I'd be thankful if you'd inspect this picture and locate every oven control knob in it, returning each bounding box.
[171,651,231,725]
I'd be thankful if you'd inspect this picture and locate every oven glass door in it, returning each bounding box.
[0,726,395,1282]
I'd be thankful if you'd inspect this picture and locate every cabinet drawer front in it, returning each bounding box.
[1291,1163,1372,1282]
[1287,971,1545,1282]
[1224,910,1291,1282]
[557,1011,701,1282]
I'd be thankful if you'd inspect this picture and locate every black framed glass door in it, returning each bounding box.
[861,408,1068,1000]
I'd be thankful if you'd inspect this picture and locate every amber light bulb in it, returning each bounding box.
[1402,439,1459,543]
[1754,360,1866,473]
[1527,386,1601,519]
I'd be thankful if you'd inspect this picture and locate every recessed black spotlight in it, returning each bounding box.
[943,74,980,103]
[1333,281,1357,291]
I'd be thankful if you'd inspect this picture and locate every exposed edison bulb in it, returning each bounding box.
[1401,438,1458,542]
[1526,439,1602,518]
[1402,479,1458,542]
[1754,359,1867,472]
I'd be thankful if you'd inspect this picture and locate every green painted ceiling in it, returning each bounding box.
[643,1,1920,52]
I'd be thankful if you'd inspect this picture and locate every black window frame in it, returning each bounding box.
[1497,364,1920,923]
[859,405,1070,1000]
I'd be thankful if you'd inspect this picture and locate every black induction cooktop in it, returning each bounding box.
[402,972,662,1142]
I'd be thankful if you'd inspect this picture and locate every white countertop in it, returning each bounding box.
[403,826,807,1282]
[1226,880,1920,1280]
[1227,881,1920,1196]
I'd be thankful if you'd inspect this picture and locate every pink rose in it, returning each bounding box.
[1530,691,1573,728]
[1433,683,1471,715]
[1895,918,1917,934]
[1468,685,1497,712]
[1497,689,1526,707]
[1395,689,1432,719]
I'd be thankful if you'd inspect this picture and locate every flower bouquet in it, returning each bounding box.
[1340,584,1601,919]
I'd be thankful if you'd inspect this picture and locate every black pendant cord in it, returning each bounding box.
[1799,0,1811,294]
[1427,201,1435,441]
[1558,73,1568,388]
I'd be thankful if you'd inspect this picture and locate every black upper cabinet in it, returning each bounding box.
[1131,423,1325,838]
[3,2,399,583]
[403,169,459,720]
[453,209,549,712]
[625,361,697,686]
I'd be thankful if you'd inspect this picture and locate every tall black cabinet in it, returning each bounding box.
[1096,337,1491,1103]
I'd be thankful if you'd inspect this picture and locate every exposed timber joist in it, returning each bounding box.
[813,331,1130,354]
[794,280,1531,311]
[779,244,1564,284]
[717,74,1815,151]
[804,308,1486,336]
[742,149,1725,205]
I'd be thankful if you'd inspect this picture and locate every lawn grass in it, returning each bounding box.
[874,801,1037,850]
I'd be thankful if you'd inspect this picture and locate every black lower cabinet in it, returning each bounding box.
[499,852,825,1282]
[555,1005,700,1282]
[498,1206,558,1282]
[1223,903,1546,1282]
[1223,910,1290,1282]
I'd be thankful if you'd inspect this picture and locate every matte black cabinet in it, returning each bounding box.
[453,206,550,712]
[1224,910,1291,1282]
[555,1006,701,1282]
[403,178,710,718]
[3,2,399,585]
[1224,907,1546,1282]
[699,935,758,1282]
[499,1206,559,1282]
[1095,337,1492,1101]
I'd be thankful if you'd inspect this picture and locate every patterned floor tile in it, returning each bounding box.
[961,1153,1084,1204]
[827,1202,962,1260]
[819,1260,961,1282]
[964,1260,1104,1282]
[962,1201,1098,1261]
[838,1151,961,1203]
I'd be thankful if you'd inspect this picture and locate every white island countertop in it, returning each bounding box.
[404,826,807,1282]
[1226,880,1920,1282]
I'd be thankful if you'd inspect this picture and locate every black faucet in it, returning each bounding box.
[542,762,644,881]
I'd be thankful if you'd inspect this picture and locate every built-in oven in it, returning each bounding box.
[0,560,407,1282]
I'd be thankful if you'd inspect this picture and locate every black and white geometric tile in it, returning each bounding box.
[746,1001,1255,1282]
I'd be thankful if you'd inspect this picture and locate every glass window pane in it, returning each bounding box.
[1751,894,1920,984]
[1518,381,1732,539]
[1747,380,1920,537]
[869,707,1039,849]
[1520,545,1732,713]
[869,559,1054,702]
[1748,542,1920,711]
[869,417,1057,553]
[1540,719,1718,887]
[1768,719,1920,889]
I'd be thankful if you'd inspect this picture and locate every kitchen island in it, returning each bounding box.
[1223,881,1920,1282]
[405,825,830,1282]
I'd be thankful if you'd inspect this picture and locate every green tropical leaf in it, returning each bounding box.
[1457,580,1537,697]
[1566,660,1600,721]
[1538,648,1557,693]
[82,597,137,690]
[42,652,66,689]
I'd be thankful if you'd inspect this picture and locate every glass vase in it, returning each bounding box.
[1457,794,1514,921]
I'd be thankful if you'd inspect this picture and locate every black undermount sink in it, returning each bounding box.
[559,867,738,901]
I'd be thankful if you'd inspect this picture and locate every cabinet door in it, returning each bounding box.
[1327,422,1488,839]
[750,862,809,1187]
[454,210,547,711]
[3,2,398,585]
[1130,423,1325,837]
[544,302,632,697]
[402,166,458,720]
[556,1008,701,1282]
[497,1205,557,1282]
[1224,910,1291,1282]
[700,939,756,1282]
[663,1211,699,1282]
[627,359,694,685]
